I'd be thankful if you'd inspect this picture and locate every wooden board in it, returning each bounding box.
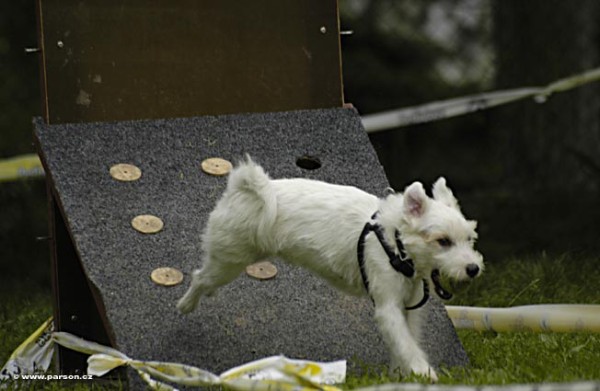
[37,0,343,124]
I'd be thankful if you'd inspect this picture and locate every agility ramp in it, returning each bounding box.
[35,109,468,384]
[33,1,468,388]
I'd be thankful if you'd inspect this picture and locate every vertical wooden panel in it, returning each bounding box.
[38,0,343,124]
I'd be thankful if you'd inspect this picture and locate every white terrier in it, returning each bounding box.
[178,157,484,381]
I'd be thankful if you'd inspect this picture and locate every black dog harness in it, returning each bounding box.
[357,213,430,310]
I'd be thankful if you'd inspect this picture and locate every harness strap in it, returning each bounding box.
[357,213,428,311]
[357,222,373,295]
[405,279,430,310]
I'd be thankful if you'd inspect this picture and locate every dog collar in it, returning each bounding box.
[357,212,427,310]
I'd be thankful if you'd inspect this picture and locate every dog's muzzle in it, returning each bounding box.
[431,264,481,299]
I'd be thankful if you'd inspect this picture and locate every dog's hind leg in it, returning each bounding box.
[177,250,255,314]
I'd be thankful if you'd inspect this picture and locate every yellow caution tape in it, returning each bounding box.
[52,332,346,391]
[0,154,44,183]
[0,317,54,382]
[446,304,600,333]
[362,66,600,132]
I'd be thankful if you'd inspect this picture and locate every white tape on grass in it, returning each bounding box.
[446,304,600,333]
[362,67,600,133]
[52,331,346,391]
[0,317,54,385]
[357,382,600,391]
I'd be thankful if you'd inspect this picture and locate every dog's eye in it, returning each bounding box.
[437,237,453,247]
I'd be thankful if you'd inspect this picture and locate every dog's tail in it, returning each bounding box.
[226,155,277,245]
[227,155,272,198]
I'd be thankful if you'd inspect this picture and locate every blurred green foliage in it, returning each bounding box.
[341,0,494,114]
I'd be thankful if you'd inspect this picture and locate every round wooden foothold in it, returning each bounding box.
[201,157,232,176]
[246,261,278,280]
[151,267,183,287]
[110,163,142,182]
[131,214,164,234]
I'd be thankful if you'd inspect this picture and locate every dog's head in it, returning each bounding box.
[397,178,484,294]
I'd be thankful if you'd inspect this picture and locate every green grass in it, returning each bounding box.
[452,253,600,307]
[1,254,599,390]
[0,285,52,367]
[345,331,599,387]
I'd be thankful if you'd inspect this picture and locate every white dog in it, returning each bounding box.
[178,157,484,381]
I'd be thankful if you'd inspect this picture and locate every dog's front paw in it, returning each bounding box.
[413,366,438,383]
[410,359,438,383]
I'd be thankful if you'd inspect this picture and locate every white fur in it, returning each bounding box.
[177,157,484,382]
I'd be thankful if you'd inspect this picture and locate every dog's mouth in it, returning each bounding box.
[431,269,453,300]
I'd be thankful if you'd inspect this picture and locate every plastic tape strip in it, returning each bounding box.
[362,67,600,133]
[446,304,600,333]
[52,331,346,391]
[0,154,44,183]
[0,317,54,383]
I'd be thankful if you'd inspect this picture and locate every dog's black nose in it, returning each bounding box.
[466,264,480,278]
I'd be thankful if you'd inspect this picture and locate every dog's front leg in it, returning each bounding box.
[374,301,438,382]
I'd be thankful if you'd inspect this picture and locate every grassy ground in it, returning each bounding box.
[1,254,598,390]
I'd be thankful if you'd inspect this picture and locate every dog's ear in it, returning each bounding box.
[432,177,460,210]
[403,182,428,218]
